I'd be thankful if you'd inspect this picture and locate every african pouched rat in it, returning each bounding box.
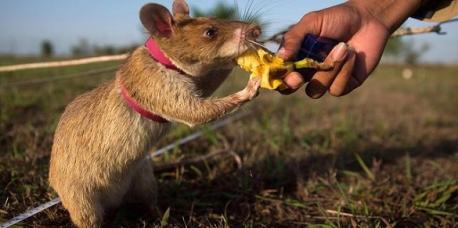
[48,1,261,227]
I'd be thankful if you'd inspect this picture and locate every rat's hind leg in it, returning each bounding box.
[62,193,104,228]
[124,159,157,211]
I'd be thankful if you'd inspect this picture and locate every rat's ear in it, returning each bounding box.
[172,0,189,16]
[140,3,174,38]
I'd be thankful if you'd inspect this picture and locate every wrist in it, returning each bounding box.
[348,0,422,33]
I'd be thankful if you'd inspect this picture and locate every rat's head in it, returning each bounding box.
[140,0,261,75]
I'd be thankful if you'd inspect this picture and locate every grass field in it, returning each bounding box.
[0,60,457,227]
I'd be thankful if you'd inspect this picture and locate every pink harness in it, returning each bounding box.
[120,38,182,123]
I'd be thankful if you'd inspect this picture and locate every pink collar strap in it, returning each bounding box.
[120,82,169,123]
[118,38,178,123]
[145,38,182,72]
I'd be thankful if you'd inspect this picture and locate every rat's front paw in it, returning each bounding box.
[241,77,261,101]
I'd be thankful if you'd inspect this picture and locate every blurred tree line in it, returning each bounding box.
[385,36,430,65]
[193,1,237,19]
[70,39,137,57]
[40,40,54,58]
[39,39,137,58]
[193,1,263,27]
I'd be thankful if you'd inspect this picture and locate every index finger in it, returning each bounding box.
[277,11,323,60]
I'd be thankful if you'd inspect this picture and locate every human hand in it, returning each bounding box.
[277,0,420,98]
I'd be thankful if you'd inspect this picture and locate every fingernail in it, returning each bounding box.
[283,72,304,90]
[330,42,348,62]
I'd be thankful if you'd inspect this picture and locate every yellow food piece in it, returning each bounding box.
[237,49,288,90]
[237,49,332,90]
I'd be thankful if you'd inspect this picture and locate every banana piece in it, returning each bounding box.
[237,49,332,90]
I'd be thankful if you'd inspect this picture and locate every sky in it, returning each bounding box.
[0,0,457,63]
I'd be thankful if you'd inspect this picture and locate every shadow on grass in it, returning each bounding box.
[148,138,458,226]
[25,138,457,227]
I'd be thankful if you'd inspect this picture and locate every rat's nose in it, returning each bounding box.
[248,25,262,39]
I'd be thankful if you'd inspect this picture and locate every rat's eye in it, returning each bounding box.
[203,27,218,39]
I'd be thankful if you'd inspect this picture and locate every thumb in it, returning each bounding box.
[277,11,323,60]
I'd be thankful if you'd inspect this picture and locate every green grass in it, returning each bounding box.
[0,61,457,227]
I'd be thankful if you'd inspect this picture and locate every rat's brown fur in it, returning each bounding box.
[48,1,261,227]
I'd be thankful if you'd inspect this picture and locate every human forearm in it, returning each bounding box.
[349,0,422,32]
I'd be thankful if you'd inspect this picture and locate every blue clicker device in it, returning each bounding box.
[295,34,339,62]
